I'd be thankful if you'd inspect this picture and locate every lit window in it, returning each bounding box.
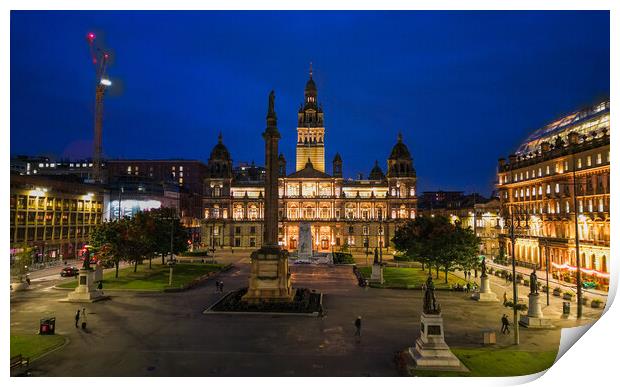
[563,161,568,172]
[546,166,550,175]
[555,183,560,193]
[588,200,593,212]
[179,178,184,184]
[587,156,592,167]
[556,202,560,214]
[50,163,55,168]
[546,185,550,194]
[596,153,602,164]
[38,163,44,168]
[577,158,582,168]
[70,163,74,167]
[538,186,542,195]
[598,199,604,212]
[538,168,542,177]
[526,171,529,179]
[565,202,570,213]
[127,166,132,174]
[179,166,183,171]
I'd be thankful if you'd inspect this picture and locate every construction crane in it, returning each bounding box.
[86,32,112,183]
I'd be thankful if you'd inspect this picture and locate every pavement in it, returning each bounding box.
[10,257,599,377]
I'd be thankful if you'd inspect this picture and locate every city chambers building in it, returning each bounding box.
[496,100,610,290]
[202,69,417,254]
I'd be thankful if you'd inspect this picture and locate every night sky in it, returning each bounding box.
[10,11,609,195]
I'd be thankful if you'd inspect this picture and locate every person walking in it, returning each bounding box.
[81,308,87,330]
[503,291,508,306]
[354,316,362,342]
[501,314,510,334]
[219,281,224,293]
[215,280,220,293]
[74,309,81,328]
[97,280,103,294]
[466,282,471,293]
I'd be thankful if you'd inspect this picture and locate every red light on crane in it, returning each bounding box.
[87,32,96,41]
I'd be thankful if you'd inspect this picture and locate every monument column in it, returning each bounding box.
[243,91,293,303]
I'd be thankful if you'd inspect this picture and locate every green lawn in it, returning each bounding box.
[11,334,65,359]
[56,263,225,291]
[412,348,558,377]
[359,267,467,289]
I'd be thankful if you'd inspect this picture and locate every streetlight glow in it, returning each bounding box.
[100,78,112,86]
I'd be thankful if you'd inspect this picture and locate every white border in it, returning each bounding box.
[2,2,616,387]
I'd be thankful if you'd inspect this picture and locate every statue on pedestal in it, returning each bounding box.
[423,276,441,314]
[82,248,91,270]
[530,270,538,294]
[480,256,487,277]
[373,247,379,264]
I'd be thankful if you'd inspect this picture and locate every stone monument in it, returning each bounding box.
[370,248,384,284]
[408,276,466,372]
[243,91,294,303]
[66,248,106,302]
[298,222,313,259]
[519,270,553,328]
[472,257,498,302]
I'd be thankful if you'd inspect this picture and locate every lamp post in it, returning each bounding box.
[571,152,583,319]
[163,214,177,286]
[509,204,520,345]
[545,243,550,306]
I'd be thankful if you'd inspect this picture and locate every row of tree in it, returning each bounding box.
[90,207,188,277]
[393,216,481,283]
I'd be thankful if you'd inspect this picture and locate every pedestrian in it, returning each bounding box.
[74,309,81,328]
[503,291,508,306]
[81,308,87,330]
[219,281,224,293]
[466,282,471,293]
[25,274,31,286]
[354,316,362,341]
[501,314,510,334]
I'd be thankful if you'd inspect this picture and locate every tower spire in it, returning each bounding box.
[218,131,223,144]
[309,61,313,79]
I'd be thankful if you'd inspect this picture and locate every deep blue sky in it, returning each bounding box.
[11,11,609,195]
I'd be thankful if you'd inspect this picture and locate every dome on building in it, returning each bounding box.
[368,160,385,180]
[209,133,231,161]
[389,133,412,160]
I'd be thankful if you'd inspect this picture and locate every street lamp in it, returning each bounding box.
[571,151,583,319]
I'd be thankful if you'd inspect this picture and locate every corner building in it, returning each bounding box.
[496,100,610,289]
[202,69,418,254]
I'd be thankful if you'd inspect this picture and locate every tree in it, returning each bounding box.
[11,244,33,282]
[393,216,446,274]
[91,219,127,278]
[148,207,188,265]
[393,216,480,282]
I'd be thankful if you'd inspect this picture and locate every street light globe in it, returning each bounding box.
[100,78,112,86]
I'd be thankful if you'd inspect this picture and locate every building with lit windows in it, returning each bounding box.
[202,69,418,254]
[106,159,208,225]
[496,100,610,289]
[10,174,104,262]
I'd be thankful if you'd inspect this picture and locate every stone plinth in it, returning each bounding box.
[66,268,106,302]
[242,246,293,303]
[519,293,553,328]
[297,222,313,259]
[370,263,384,284]
[471,275,498,302]
[408,312,467,371]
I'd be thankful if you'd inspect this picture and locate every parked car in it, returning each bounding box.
[60,267,80,277]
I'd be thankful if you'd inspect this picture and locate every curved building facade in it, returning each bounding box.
[496,100,610,289]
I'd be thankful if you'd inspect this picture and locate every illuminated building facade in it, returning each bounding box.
[10,174,104,261]
[202,70,418,254]
[496,100,610,288]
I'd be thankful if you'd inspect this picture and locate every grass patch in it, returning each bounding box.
[359,267,466,289]
[11,334,65,359]
[412,348,557,377]
[56,263,224,291]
